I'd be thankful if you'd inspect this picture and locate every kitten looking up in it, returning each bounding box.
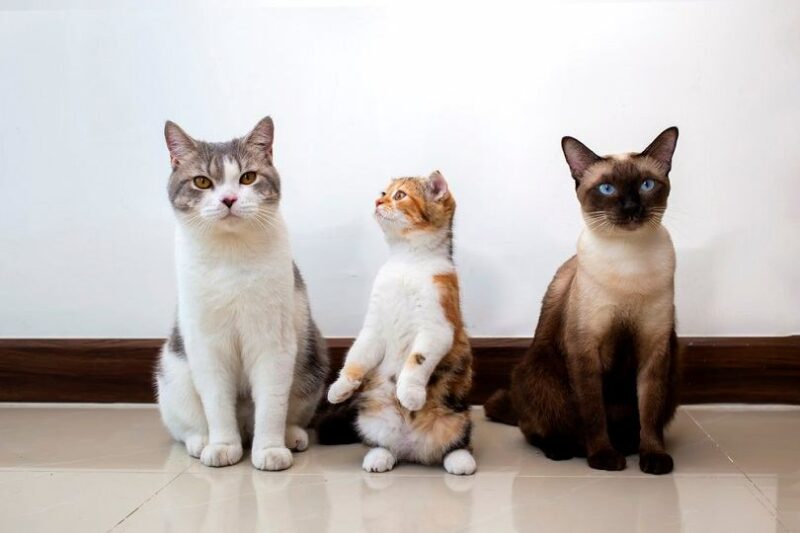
[155,117,328,471]
[325,171,476,475]
[485,127,680,475]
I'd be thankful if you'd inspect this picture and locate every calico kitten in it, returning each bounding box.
[485,127,680,475]
[325,172,476,475]
[155,117,328,471]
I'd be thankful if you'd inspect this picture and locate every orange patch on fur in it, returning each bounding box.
[343,363,366,382]
[433,273,463,330]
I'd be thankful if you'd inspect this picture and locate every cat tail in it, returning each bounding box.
[313,399,361,445]
[484,388,519,426]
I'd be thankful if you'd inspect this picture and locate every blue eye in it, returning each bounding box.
[641,179,655,192]
[598,183,616,196]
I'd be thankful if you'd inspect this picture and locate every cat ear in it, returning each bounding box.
[164,121,197,169]
[246,116,275,158]
[427,170,449,201]
[561,136,601,181]
[640,126,679,173]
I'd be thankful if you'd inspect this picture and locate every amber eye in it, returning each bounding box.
[240,171,257,185]
[393,190,406,201]
[193,176,212,189]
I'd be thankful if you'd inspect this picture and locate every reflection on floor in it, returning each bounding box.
[0,404,797,532]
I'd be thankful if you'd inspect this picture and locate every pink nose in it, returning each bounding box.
[221,196,237,208]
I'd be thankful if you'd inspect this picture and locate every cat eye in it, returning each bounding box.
[640,179,656,192]
[598,183,616,196]
[193,176,213,189]
[393,190,406,201]
[239,172,257,185]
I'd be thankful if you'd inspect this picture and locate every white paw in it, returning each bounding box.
[444,449,476,476]
[200,442,243,467]
[328,378,359,404]
[397,382,427,411]
[362,447,396,473]
[185,435,208,458]
[285,426,309,452]
[252,446,293,471]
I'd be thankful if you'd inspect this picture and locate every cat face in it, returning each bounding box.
[164,117,281,232]
[374,171,455,238]
[562,127,678,232]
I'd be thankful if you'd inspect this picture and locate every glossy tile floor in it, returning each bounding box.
[0,405,798,533]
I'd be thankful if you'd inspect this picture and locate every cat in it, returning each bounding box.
[485,127,680,475]
[324,171,476,475]
[155,116,328,471]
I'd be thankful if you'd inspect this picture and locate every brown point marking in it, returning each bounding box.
[343,363,365,382]
[433,273,463,330]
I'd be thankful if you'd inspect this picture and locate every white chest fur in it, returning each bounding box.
[575,225,676,334]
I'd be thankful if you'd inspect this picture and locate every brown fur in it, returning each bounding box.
[486,128,681,475]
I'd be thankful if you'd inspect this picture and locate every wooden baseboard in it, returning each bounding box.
[0,336,797,404]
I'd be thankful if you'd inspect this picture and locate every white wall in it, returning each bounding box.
[1,1,798,339]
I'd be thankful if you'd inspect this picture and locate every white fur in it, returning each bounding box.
[157,157,309,471]
[443,449,477,475]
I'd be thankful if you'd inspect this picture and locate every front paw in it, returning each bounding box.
[328,378,359,404]
[397,381,427,411]
[200,442,243,467]
[587,448,626,471]
[252,446,293,471]
[639,451,674,475]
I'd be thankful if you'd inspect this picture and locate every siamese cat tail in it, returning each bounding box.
[484,388,519,426]
[313,399,361,445]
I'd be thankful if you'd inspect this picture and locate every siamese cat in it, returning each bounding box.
[485,127,680,475]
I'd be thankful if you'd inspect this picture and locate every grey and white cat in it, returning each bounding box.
[156,116,328,471]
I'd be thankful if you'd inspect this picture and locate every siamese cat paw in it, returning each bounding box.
[587,449,626,471]
[285,425,309,452]
[185,435,208,458]
[328,378,359,404]
[639,451,674,475]
[252,446,293,471]
[397,381,427,411]
[362,447,396,473]
[200,442,243,467]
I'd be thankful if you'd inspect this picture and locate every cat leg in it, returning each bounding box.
[246,332,296,472]
[396,323,454,411]
[285,425,309,452]
[155,345,208,458]
[187,333,243,468]
[328,319,385,404]
[636,332,678,475]
[362,447,396,473]
[569,347,626,471]
[443,449,476,475]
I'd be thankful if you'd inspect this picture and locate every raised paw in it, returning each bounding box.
[200,442,243,467]
[587,448,626,471]
[362,447,396,473]
[443,449,477,476]
[639,451,674,475]
[328,378,359,404]
[285,426,309,452]
[185,435,208,458]
[396,382,427,411]
[252,446,293,471]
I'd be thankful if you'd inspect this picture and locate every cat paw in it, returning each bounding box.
[443,449,477,475]
[285,426,309,452]
[252,446,293,471]
[397,382,427,411]
[185,435,208,458]
[200,442,243,467]
[362,447,396,473]
[639,451,674,475]
[587,448,626,471]
[328,378,359,404]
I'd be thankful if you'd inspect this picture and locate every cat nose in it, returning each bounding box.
[375,198,383,207]
[622,198,639,214]
[221,196,237,208]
